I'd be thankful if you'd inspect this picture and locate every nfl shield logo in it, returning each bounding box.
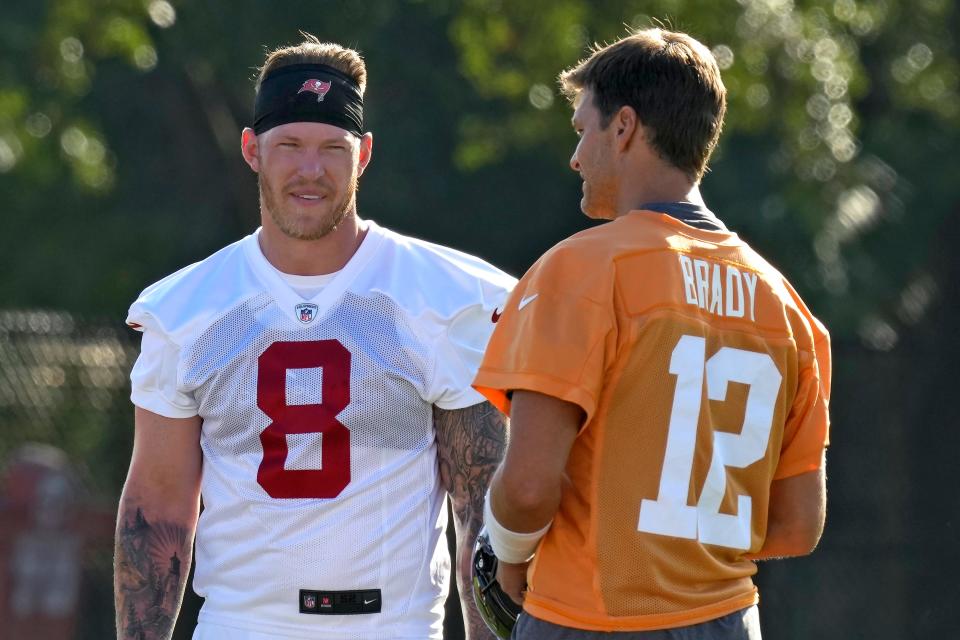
[303,594,317,610]
[295,303,319,324]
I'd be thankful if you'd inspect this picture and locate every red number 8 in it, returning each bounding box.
[256,340,351,499]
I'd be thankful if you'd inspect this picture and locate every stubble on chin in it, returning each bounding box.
[258,174,358,241]
[580,181,618,220]
[580,191,606,220]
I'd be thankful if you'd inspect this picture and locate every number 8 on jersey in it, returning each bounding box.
[257,339,352,499]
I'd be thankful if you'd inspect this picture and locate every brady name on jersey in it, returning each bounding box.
[677,254,759,321]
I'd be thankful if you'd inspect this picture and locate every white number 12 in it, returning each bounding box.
[637,335,782,550]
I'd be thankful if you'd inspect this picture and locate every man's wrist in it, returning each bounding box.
[483,489,551,563]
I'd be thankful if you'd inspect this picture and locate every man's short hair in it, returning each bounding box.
[559,28,727,182]
[256,32,367,96]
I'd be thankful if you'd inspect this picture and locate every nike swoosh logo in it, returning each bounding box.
[518,293,539,310]
[491,308,502,323]
[364,598,378,605]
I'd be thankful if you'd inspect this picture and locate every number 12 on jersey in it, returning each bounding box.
[638,335,782,550]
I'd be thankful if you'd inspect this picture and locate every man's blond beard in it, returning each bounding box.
[259,172,359,241]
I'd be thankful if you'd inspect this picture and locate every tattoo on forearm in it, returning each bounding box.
[435,401,508,640]
[114,503,192,640]
[435,401,507,529]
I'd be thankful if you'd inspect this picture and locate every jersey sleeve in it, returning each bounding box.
[774,313,831,479]
[428,301,504,410]
[473,251,616,422]
[127,310,198,419]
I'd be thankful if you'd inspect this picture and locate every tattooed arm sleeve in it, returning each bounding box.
[115,407,203,640]
[434,401,508,640]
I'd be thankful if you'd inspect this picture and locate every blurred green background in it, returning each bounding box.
[1,0,958,638]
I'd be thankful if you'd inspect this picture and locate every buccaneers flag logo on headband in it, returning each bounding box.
[298,79,332,102]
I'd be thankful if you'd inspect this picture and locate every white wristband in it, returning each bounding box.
[483,488,552,564]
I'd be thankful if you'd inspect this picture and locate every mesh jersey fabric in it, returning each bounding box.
[474,210,830,632]
[126,220,516,639]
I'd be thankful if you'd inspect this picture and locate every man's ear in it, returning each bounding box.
[240,127,260,172]
[357,132,374,176]
[614,105,638,153]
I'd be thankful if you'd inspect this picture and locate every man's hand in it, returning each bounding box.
[496,559,530,606]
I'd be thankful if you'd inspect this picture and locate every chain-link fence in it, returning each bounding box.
[0,310,137,486]
[0,309,138,639]
[0,310,469,640]
[2,308,958,639]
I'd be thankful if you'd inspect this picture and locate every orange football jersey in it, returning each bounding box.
[474,210,830,632]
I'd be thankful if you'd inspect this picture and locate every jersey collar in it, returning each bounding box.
[241,219,386,326]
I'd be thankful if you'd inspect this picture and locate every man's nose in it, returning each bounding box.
[299,154,326,180]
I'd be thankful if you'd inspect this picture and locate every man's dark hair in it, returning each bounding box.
[560,28,727,182]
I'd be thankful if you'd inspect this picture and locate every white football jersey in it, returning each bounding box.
[126,220,515,639]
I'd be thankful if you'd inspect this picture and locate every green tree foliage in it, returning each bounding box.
[448,0,959,341]
[0,0,168,315]
[0,0,157,192]
[1,2,958,639]
[2,0,956,344]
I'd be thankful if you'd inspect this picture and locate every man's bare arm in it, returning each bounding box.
[485,390,582,602]
[115,407,202,640]
[489,390,582,532]
[434,401,507,640]
[746,460,827,561]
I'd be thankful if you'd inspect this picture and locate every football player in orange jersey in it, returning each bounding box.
[473,27,830,640]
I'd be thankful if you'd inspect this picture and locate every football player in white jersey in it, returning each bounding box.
[113,35,514,640]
